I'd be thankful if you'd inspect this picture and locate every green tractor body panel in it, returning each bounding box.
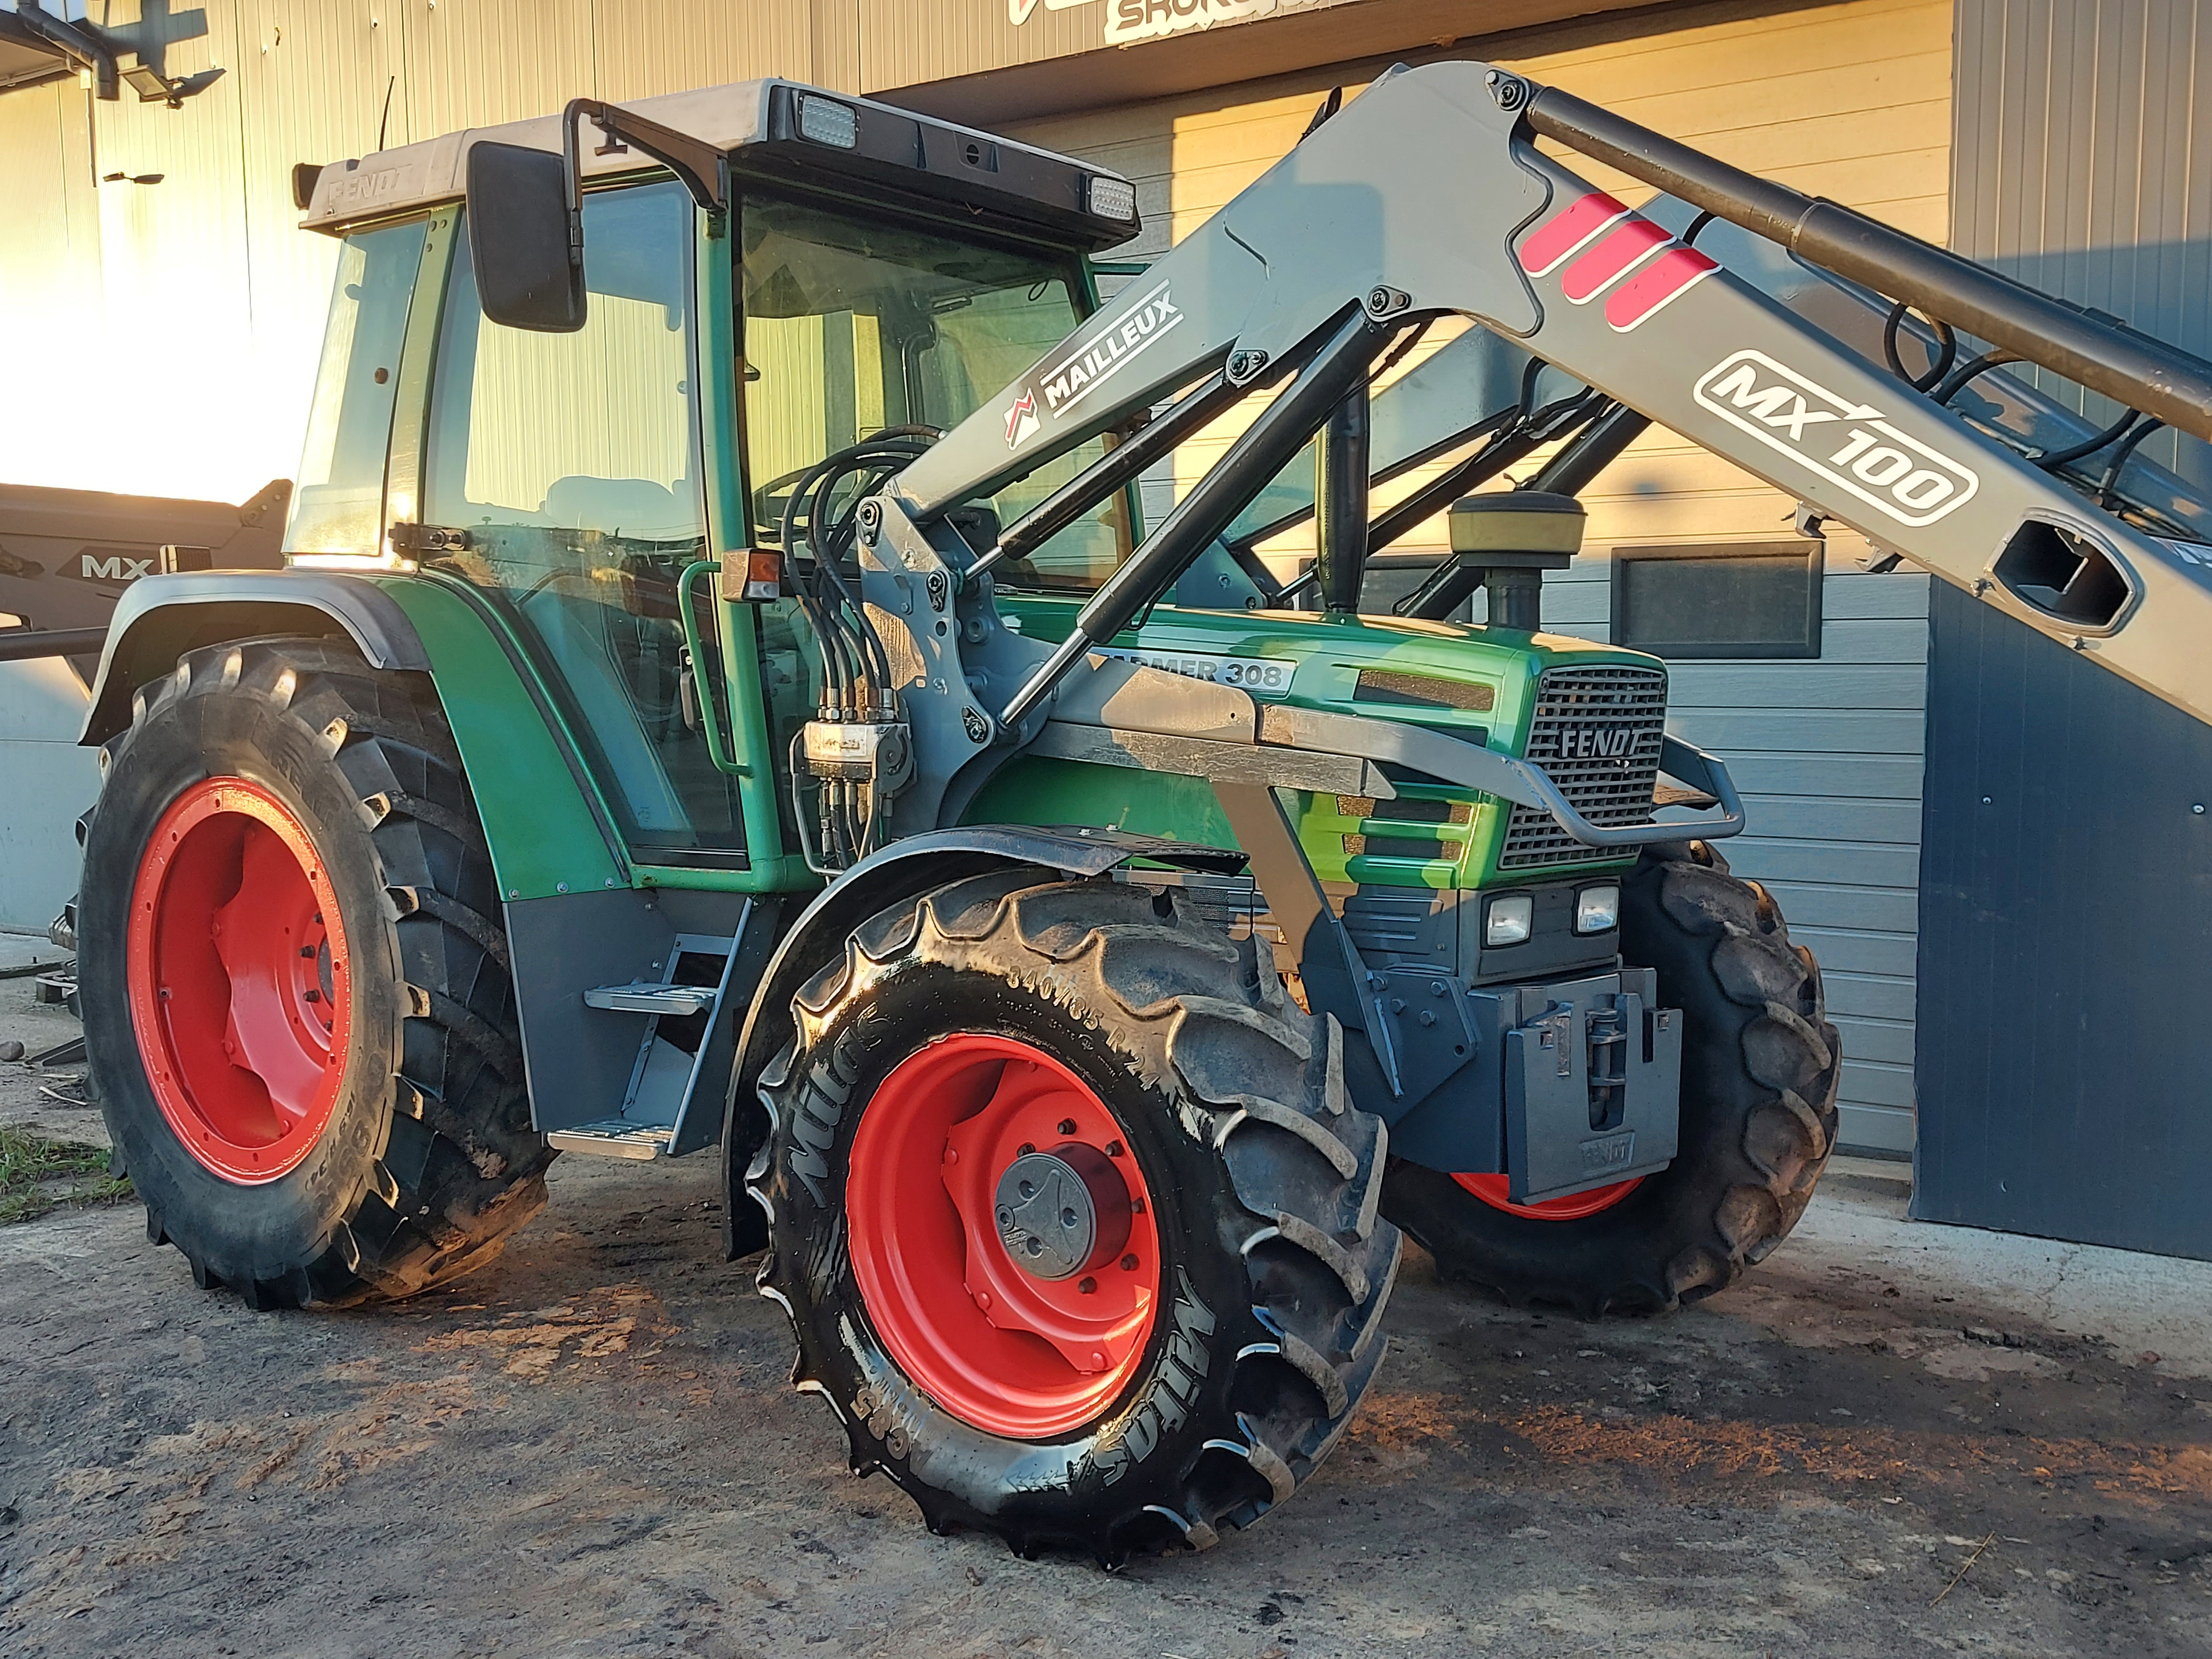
[373,575,626,903]
[981,595,1656,891]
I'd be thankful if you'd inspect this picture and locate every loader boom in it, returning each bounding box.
[889,59,2212,732]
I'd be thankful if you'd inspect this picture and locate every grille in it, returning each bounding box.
[1498,665,1667,870]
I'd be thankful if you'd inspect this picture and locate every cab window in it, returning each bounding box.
[424,180,743,861]
[737,194,1131,590]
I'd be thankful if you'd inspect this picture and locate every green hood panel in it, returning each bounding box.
[985,597,1664,888]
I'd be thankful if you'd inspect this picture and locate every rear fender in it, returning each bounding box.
[719,826,1243,1258]
[79,572,428,746]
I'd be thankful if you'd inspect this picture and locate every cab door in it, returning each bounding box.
[420,179,749,869]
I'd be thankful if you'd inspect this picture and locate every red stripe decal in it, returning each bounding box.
[1516,192,1628,276]
[1560,219,1673,303]
[1604,246,1721,330]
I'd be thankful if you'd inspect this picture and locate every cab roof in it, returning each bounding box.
[301,78,1140,251]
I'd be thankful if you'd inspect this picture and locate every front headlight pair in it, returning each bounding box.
[1483,883,1620,946]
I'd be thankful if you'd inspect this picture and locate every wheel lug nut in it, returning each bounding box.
[1121,1253,1138,1271]
[1057,1118,1077,1136]
[1077,1276,1097,1294]
[1017,1142,1035,1157]
[1105,1140,1124,1158]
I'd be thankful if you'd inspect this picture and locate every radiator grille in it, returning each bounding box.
[1498,665,1667,870]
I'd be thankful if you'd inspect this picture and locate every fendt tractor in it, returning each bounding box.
[38,64,2212,1561]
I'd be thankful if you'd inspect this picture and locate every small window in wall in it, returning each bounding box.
[1610,541,1824,659]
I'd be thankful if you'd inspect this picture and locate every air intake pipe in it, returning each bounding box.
[1394,491,1584,627]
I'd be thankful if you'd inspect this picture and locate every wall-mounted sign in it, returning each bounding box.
[1009,0,1330,48]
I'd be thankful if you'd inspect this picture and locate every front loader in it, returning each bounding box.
[50,64,2212,1562]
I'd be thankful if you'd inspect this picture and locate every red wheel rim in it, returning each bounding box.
[845,1033,1161,1438]
[126,777,352,1185]
[1450,1172,1642,1220]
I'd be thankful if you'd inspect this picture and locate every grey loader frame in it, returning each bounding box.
[884,59,2212,748]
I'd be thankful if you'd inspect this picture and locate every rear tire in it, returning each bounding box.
[78,636,553,1310]
[1381,840,1841,1314]
[750,868,1400,1563]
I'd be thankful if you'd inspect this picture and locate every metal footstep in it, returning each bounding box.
[553,918,751,1160]
[545,1120,675,1159]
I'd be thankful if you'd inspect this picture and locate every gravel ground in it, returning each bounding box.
[3,975,2209,1659]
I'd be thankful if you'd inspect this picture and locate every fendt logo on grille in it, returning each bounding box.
[1694,350,1980,528]
[1555,724,1639,760]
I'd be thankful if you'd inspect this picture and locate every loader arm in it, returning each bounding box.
[887,58,2212,733]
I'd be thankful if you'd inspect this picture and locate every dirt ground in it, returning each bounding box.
[3,973,2209,1659]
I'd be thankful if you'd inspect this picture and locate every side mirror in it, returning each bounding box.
[465,140,585,332]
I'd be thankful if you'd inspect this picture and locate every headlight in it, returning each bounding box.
[1485,893,1534,946]
[1575,883,1621,934]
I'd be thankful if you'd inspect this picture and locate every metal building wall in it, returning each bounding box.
[1916,581,2212,1258]
[1918,0,2212,1250]
[1013,0,1950,1154]
[1953,0,2212,491]
[0,0,818,509]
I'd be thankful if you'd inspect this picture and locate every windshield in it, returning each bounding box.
[738,194,1130,589]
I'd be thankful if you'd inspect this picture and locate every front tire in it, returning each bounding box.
[1382,840,1841,1315]
[78,636,553,1309]
[750,869,1400,1563]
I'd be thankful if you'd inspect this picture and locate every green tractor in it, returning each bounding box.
[70,71,1877,1561]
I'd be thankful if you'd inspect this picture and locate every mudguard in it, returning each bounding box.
[80,571,429,746]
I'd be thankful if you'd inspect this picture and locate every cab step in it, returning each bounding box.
[583,982,717,1017]
[545,1120,674,1159]
[537,899,776,1160]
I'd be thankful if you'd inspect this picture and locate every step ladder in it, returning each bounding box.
[545,899,759,1160]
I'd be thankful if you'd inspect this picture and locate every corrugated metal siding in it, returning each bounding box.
[0,77,99,461]
[593,0,815,101]
[1548,566,1929,1152]
[1915,577,2212,1259]
[1953,0,2212,490]
[1012,0,1949,1152]
[1925,0,2212,1249]
[0,658,100,933]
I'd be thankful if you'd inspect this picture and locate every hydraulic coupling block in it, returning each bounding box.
[801,718,916,793]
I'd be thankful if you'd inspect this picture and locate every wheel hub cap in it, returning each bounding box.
[995,1145,1130,1282]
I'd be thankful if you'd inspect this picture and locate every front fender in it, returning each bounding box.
[80,571,428,746]
[719,825,1243,1259]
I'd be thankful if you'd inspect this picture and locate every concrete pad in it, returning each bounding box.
[1768,1178,2212,1375]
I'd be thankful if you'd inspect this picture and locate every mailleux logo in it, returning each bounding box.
[1004,282,1182,449]
[1694,350,1980,528]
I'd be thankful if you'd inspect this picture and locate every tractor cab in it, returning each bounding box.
[284,83,1138,869]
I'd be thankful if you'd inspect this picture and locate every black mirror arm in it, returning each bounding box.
[560,97,732,243]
